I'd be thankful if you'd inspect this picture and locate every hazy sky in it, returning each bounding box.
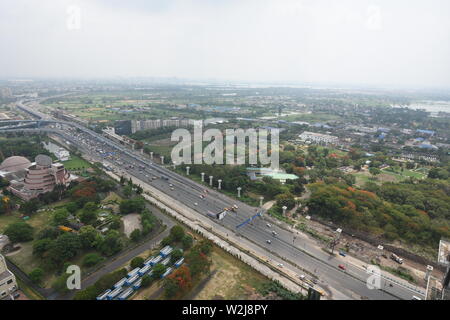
[1,0,450,88]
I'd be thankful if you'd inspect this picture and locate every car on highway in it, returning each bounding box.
[298,274,305,280]
[338,264,346,270]
[272,231,278,236]
[194,202,198,206]
[266,223,271,228]
[277,263,284,268]
[339,251,346,257]
[266,240,272,244]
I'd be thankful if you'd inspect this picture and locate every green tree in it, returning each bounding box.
[79,202,98,225]
[79,225,100,249]
[47,233,82,267]
[163,277,179,298]
[170,225,185,242]
[130,229,141,242]
[98,230,123,256]
[181,235,193,250]
[66,202,79,214]
[109,215,121,230]
[369,167,382,177]
[152,264,167,279]
[120,197,145,214]
[130,256,145,269]
[53,208,70,226]
[141,274,152,288]
[161,235,173,247]
[52,273,70,293]
[83,253,103,267]
[4,222,34,243]
[123,185,133,198]
[170,249,183,263]
[275,193,296,210]
[33,238,53,258]
[29,268,44,285]
[19,199,40,215]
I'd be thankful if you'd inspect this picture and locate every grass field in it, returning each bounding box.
[281,113,342,123]
[381,168,426,180]
[353,167,427,187]
[62,155,92,171]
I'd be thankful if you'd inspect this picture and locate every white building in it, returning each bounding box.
[43,141,70,161]
[131,118,195,134]
[298,131,339,145]
[0,254,17,299]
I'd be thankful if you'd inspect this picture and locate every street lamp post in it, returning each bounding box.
[201,172,205,182]
[209,176,213,186]
[217,179,222,190]
[172,161,176,170]
[150,152,153,160]
[259,196,264,207]
[282,206,287,215]
[186,166,190,175]
[237,187,242,198]
[160,155,164,164]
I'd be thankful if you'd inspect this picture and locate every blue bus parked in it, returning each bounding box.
[118,288,134,300]
[174,257,184,268]
[96,289,111,300]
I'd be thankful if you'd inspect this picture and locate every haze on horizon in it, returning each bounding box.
[1,0,450,89]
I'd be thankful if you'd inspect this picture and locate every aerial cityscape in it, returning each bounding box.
[0,0,449,311]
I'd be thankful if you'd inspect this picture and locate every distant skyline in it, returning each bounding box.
[1,0,450,89]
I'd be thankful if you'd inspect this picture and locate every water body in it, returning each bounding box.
[395,101,450,113]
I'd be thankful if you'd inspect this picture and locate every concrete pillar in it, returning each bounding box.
[160,155,164,164]
[209,176,213,186]
[237,187,242,198]
[150,152,154,160]
[217,179,222,190]
[282,206,287,215]
[201,172,205,182]
[259,196,264,207]
[186,166,190,175]
[425,265,433,281]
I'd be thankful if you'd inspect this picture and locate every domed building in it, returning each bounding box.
[0,156,31,173]
[7,154,71,201]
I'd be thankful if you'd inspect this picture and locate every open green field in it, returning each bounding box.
[62,155,92,171]
[315,145,348,157]
[353,167,427,187]
[353,171,398,186]
[0,204,56,234]
[381,167,427,180]
[280,112,342,122]
[145,145,173,158]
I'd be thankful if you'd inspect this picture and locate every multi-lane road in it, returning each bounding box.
[3,100,427,300]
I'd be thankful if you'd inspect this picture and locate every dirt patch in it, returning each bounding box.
[192,247,269,300]
[121,213,142,237]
